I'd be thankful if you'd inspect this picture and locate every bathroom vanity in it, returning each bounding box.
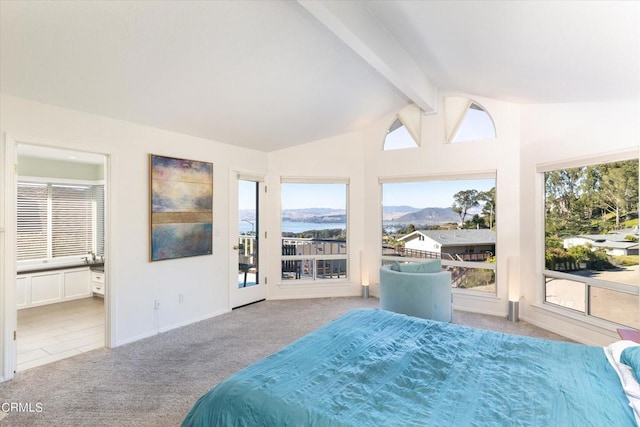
[17,263,106,309]
[90,265,105,297]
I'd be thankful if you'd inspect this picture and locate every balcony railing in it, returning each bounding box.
[281,237,347,281]
[238,235,257,265]
[393,247,493,262]
[381,246,496,293]
[544,269,639,329]
[236,236,348,282]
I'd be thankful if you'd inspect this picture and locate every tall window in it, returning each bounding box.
[17,181,105,262]
[280,181,348,281]
[543,158,639,328]
[381,177,497,293]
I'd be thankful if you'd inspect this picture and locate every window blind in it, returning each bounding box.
[17,181,104,261]
[51,184,93,258]
[16,183,49,260]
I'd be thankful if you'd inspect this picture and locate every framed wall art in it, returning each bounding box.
[150,154,213,261]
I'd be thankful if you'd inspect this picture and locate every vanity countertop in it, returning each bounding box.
[90,263,105,272]
[18,262,105,275]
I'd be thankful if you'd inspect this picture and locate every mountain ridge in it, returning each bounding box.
[241,205,472,225]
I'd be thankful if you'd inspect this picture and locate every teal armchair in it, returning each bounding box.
[379,260,452,322]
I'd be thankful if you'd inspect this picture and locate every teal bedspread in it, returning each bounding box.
[183,309,634,426]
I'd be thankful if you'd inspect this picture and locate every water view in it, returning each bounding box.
[239,221,346,234]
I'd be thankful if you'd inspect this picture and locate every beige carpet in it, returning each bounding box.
[0,297,571,426]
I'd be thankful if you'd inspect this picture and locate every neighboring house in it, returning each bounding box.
[398,229,496,260]
[563,228,639,257]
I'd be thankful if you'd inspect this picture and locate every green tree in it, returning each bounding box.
[545,167,591,237]
[544,159,638,273]
[585,161,639,229]
[478,187,496,230]
[452,189,479,227]
[545,168,583,213]
[467,214,486,229]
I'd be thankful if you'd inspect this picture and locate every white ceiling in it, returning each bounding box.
[1,1,639,153]
[370,1,640,104]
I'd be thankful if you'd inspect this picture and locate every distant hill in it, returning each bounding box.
[242,205,478,225]
[239,209,256,221]
[283,208,344,217]
[393,207,460,224]
[382,205,420,220]
[282,208,345,223]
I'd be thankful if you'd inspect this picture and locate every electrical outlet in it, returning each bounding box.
[155,299,160,310]
[179,293,184,303]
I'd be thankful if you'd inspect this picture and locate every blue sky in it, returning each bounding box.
[239,179,495,210]
[238,180,258,210]
[281,183,347,210]
[382,179,495,208]
[453,107,496,142]
[385,103,495,150]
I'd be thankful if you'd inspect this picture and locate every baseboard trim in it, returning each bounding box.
[116,308,231,346]
[158,308,230,334]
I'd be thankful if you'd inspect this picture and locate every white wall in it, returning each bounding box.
[364,95,522,316]
[267,94,522,316]
[520,100,640,345]
[0,95,268,354]
[18,155,104,181]
[2,93,636,381]
[266,129,367,300]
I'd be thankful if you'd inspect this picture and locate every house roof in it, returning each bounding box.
[569,228,639,250]
[1,1,638,152]
[399,229,496,247]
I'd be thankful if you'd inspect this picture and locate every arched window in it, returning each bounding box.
[383,104,422,151]
[445,97,496,143]
[383,118,418,151]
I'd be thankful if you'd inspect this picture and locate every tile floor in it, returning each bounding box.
[17,297,105,372]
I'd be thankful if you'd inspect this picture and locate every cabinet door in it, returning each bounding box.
[31,273,62,305]
[16,276,29,308]
[64,269,91,299]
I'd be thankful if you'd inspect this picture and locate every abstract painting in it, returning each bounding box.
[150,154,213,261]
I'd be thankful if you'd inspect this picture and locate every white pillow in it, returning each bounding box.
[604,340,640,424]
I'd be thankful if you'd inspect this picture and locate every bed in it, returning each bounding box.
[182,308,638,426]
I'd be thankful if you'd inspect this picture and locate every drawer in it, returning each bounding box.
[91,272,105,283]
[92,283,104,296]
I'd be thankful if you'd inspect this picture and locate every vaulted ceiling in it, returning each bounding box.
[1,1,638,152]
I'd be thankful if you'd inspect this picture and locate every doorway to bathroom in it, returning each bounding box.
[14,143,108,372]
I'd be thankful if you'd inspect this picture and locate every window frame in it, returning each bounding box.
[383,118,419,151]
[444,97,497,144]
[279,178,350,284]
[379,172,498,295]
[537,151,639,328]
[17,176,105,271]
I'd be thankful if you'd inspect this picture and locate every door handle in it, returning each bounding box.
[233,245,239,250]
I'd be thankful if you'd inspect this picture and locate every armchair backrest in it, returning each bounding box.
[379,262,452,322]
[389,259,442,274]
